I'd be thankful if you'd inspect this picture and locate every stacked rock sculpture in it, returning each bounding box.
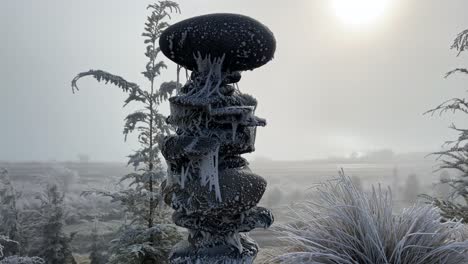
[159,13,276,264]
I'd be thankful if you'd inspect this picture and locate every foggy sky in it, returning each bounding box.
[1,0,468,162]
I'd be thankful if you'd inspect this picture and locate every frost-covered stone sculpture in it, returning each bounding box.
[159,13,276,264]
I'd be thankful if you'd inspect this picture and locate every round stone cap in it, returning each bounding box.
[159,13,276,72]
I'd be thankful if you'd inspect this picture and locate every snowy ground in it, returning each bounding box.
[0,156,443,263]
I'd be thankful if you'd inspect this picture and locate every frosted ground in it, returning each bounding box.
[0,153,446,263]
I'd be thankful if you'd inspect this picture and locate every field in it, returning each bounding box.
[0,154,447,263]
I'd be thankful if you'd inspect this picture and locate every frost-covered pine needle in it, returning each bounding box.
[272,174,468,264]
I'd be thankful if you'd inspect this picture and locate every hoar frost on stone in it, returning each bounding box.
[159,13,276,264]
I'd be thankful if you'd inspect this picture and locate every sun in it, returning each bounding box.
[332,0,390,26]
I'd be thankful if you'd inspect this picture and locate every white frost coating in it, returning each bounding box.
[199,145,222,202]
[176,64,181,93]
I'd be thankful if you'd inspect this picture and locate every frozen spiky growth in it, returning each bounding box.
[273,173,468,264]
[159,13,276,264]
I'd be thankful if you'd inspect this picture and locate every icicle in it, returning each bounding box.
[231,121,238,142]
[199,145,222,202]
[179,162,191,189]
[176,64,181,94]
[180,166,186,188]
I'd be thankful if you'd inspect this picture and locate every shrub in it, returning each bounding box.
[0,256,45,264]
[0,236,44,264]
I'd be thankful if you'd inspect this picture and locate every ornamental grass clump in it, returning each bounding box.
[273,172,468,264]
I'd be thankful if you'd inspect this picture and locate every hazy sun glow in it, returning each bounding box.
[332,0,390,26]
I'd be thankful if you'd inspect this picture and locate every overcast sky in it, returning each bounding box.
[1,0,467,162]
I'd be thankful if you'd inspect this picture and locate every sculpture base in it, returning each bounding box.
[170,236,258,264]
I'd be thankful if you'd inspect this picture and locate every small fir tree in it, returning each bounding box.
[72,1,182,263]
[0,169,20,257]
[0,235,44,264]
[0,256,45,264]
[34,184,76,264]
[89,219,108,264]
